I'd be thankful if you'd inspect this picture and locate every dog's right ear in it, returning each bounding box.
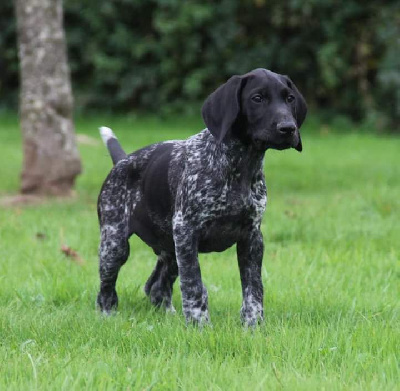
[202,75,245,143]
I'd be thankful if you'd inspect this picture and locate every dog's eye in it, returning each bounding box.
[287,94,295,103]
[252,95,263,103]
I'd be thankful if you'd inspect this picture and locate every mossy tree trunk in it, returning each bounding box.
[15,0,81,196]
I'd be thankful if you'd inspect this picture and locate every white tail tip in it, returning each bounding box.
[99,126,116,145]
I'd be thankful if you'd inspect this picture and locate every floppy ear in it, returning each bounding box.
[295,135,303,152]
[201,75,244,143]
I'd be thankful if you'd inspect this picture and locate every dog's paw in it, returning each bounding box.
[183,284,210,326]
[148,281,175,311]
[184,307,210,327]
[166,304,177,314]
[240,302,264,327]
[96,289,118,315]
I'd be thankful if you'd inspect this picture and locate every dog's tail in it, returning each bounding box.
[99,126,127,165]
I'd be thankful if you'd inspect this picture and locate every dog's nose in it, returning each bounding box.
[277,122,296,135]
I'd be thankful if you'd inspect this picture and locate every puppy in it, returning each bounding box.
[97,68,307,325]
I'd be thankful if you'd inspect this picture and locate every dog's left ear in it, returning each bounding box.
[202,75,245,143]
[280,75,307,152]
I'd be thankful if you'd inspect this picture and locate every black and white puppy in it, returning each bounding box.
[97,68,307,326]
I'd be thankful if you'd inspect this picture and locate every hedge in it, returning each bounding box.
[1,0,399,129]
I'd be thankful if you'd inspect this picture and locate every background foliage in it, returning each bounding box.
[1,0,399,129]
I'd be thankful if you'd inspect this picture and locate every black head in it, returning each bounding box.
[202,68,307,152]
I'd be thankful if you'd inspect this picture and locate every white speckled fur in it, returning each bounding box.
[96,69,307,326]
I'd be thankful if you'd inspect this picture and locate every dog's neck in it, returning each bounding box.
[224,137,265,180]
[198,129,265,182]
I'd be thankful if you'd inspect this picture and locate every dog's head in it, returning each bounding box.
[202,68,307,152]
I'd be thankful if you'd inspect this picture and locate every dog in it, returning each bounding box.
[96,68,307,326]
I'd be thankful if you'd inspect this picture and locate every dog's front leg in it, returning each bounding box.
[237,228,264,326]
[173,217,209,325]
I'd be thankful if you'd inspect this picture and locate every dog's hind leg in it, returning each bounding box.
[97,228,130,314]
[144,252,178,311]
[96,161,134,314]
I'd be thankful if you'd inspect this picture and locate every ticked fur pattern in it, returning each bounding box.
[97,129,267,326]
[96,68,307,326]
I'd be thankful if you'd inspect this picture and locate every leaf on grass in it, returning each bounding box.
[60,244,85,265]
[284,210,297,219]
[35,232,47,240]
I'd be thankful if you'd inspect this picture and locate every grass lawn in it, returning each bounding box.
[0,113,399,390]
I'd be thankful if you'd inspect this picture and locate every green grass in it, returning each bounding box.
[0,113,399,390]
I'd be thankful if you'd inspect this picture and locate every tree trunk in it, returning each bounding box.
[15,0,81,196]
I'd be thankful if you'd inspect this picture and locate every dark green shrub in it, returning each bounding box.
[1,0,398,129]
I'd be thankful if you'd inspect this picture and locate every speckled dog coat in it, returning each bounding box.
[96,68,307,326]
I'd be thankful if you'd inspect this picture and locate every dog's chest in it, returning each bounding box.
[194,177,267,252]
[199,170,267,216]
[204,182,258,217]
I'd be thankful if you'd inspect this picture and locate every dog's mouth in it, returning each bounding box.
[253,128,302,152]
[253,133,294,151]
